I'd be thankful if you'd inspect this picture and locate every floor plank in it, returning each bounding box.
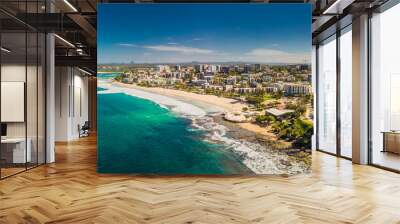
[1,135,400,223]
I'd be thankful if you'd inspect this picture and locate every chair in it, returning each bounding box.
[79,121,90,138]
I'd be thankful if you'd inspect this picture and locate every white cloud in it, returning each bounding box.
[118,43,138,47]
[143,45,213,54]
[116,43,213,54]
[245,48,309,63]
[113,44,309,64]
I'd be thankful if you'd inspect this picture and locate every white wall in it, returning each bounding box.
[1,63,46,164]
[55,67,89,141]
[1,64,26,139]
[55,67,70,141]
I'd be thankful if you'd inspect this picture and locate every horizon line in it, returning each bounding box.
[98,61,311,65]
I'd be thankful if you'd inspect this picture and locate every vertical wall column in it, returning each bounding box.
[311,45,317,151]
[54,67,72,141]
[88,77,97,132]
[54,67,89,141]
[46,33,55,163]
[45,0,56,163]
[352,14,369,164]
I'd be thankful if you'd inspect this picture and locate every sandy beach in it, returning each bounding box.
[116,82,245,112]
[114,82,279,140]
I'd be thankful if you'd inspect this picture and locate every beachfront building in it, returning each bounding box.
[264,86,280,93]
[224,85,234,92]
[283,83,312,96]
[191,79,208,87]
[205,85,224,91]
[265,108,295,120]
[157,65,171,73]
[194,64,204,72]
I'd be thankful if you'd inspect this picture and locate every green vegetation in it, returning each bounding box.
[204,88,223,96]
[174,83,187,90]
[291,119,313,149]
[114,74,125,82]
[137,82,151,87]
[246,95,264,105]
[244,93,282,110]
[285,101,306,117]
[245,93,273,104]
[255,115,276,124]
[270,118,313,149]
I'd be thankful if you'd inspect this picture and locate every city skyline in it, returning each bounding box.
[98,4,311,64]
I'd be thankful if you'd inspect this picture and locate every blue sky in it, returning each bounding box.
[98,4,311,64]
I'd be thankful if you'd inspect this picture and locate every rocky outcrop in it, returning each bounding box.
[224,112,247,123]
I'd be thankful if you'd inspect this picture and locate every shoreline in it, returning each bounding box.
[113,82,282,142]
[115,82,244,112]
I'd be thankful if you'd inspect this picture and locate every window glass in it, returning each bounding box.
[339,26,352,158]
[317,35,337,154]
[371,3,400,170]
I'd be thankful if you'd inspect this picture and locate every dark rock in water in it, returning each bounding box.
[213,115,257,141]
[211,114,311,174]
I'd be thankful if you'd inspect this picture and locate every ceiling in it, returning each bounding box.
[0,0,390,74]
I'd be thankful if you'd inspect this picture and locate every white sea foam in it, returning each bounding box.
[191,116,307,175]
[98,82,206,117]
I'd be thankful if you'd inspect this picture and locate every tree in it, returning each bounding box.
[255,115,267,124]
[246,95,264,105]
[292,119,313,149]
[114,74,124,82]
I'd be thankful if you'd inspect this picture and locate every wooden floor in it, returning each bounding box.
[372,150,400,171]
[1,135,400,224]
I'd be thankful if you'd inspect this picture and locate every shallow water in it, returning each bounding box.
[97,90,252,174]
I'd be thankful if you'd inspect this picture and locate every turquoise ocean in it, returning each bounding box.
[97,74,252,174]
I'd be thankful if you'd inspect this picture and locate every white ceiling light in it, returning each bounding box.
[323,0,355,15]
[78,68,92,76]
[1,47,11,53]
[54,34,75,48]
[63,0,78,12]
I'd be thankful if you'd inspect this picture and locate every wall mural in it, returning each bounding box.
[97,4,312,175]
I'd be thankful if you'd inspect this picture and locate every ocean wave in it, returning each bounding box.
[98,82,206,117]
[190,116,306,175]
[97,89,122,94]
